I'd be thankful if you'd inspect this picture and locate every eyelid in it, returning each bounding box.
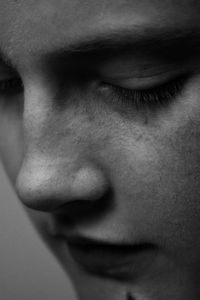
[102,70,187,90]
[102,74,189,112]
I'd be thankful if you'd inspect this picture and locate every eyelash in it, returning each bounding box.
[103,75,188,110]
[0,74,188,111]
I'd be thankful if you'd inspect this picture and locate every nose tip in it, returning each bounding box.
[16,160,110,212]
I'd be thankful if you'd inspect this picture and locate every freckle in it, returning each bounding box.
[126,292,135,300]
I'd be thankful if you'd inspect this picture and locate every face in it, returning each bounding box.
[1,0,200,299]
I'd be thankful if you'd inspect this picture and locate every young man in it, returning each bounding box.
[0,0,200,299]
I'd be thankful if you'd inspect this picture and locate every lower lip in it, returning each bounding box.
[67,239,157,279]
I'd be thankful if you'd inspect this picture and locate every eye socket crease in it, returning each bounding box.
[100,68,189,90]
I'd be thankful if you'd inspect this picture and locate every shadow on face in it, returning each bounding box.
[0,0,200,299]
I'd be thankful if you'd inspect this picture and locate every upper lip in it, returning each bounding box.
[67,234,151,251]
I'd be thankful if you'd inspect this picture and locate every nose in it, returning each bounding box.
[15,80,110,212]
[16,160,109,212]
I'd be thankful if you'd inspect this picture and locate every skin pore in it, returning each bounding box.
[0,0,200,299]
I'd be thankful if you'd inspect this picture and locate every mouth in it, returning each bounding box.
[65,235,157,279]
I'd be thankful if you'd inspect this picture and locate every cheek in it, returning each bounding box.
[109,114,200,252]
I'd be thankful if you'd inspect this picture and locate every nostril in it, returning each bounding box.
[53,186,113,226]
[15,162,110,213]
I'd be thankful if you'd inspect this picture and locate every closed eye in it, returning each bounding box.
[100,74,189,111]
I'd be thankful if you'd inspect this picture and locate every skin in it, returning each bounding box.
[0,0,200,299]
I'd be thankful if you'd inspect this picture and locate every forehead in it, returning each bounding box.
[0,0,199,67]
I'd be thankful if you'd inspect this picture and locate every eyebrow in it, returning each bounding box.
[1,25,200,69]
[46,26,200,62]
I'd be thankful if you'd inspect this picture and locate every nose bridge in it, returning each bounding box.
[23,77,56,146]
[22,76,93,152]
[22,78,96,166]
[16,78,110,212]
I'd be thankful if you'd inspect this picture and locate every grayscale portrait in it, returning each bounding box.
[0,0,200,299]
